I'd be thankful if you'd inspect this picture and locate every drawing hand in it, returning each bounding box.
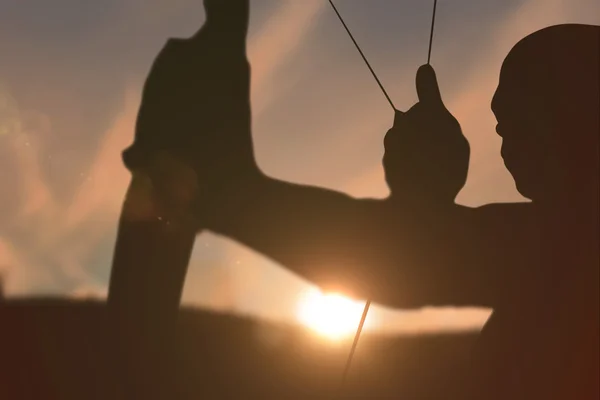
[384,64,470,205]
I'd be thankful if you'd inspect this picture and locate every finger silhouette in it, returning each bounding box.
[416,64,444,107]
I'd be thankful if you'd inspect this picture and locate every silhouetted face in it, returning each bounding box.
[491,25,599,204]
[491,55,553,201]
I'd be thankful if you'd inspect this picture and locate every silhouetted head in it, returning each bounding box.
[492,24,599,208]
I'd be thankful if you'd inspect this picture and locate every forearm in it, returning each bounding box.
[205,173,394,299]
[107,174,197,330]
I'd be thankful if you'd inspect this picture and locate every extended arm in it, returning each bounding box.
[205,65,540,309]
[206,173,532,309]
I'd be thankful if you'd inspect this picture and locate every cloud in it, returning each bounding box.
[63,86,138,231]
[248,0,326,116]
[0,81,136,296]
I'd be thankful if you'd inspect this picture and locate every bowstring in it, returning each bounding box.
[427,0,438,65]
[339,299,371,392]
[328,0,396,111]
[327,0,439,396]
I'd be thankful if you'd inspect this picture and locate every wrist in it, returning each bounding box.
[122,171,197,231]
[212,167,265,201]
[202,168,266,229]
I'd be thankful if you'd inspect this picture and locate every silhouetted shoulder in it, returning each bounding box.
[462,201,534,215]
[452,202,542,254]
[468,202,536,223]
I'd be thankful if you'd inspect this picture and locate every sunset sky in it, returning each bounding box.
[0,0,598,335]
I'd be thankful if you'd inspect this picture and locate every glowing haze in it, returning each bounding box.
[297,288,374,340]
[0,0,598,335]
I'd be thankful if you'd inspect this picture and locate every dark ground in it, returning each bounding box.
[0,298,478,399]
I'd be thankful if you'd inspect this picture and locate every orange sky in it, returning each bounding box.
[0,0,598,334]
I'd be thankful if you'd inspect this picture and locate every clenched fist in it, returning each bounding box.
[122,0,258,217]
[384,65,470,206]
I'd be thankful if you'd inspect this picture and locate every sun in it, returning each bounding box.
[296,288,371,340]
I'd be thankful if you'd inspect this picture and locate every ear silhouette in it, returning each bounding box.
[416,64,444,107]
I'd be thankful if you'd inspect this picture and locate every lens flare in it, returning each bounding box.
[296,288,370,340]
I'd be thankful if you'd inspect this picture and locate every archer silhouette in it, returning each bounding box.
[202,25,599,399]
[108,0,599,395]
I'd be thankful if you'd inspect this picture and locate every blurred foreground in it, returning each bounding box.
[0,298,476,399]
